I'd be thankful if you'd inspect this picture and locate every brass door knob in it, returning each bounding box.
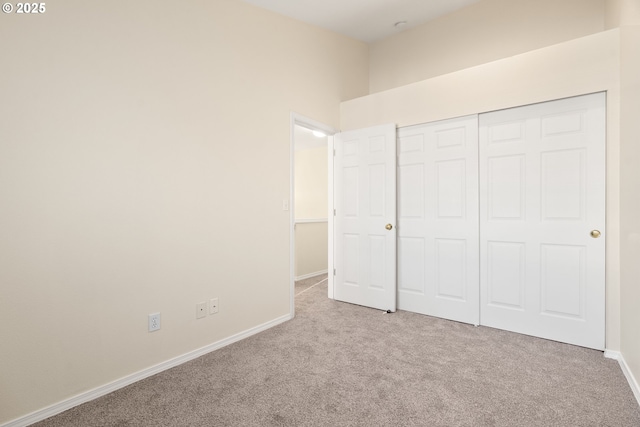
[590,230,601,238]
[385,224,393,230]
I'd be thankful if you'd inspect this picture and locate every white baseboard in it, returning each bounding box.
[2,313,292,427]
[604,349,640,406]
[604,349,622,360]
[295,269,328,281]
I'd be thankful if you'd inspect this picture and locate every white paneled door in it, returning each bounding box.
[479,93,606,349]
[397,116,480,325]
[334,124,397,311]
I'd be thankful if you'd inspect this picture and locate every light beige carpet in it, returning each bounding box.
[34,278,640,426]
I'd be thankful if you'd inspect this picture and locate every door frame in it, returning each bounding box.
[289,113,337,317]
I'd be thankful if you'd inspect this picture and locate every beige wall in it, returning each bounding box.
[606,0,640,27]
[369,0,606,93]
[294,146,329,278]
[295,146,329,219]
[618,8,640,393]
[295,223,329,278]
[0,0,368,423]
[344,31,619,130]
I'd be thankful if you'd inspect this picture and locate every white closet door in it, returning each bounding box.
[334,124,397,312]
[479,93,606,350]
[397,115,479,325]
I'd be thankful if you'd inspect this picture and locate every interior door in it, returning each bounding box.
[334,124,397,311]
[479,93,606,349]
[397,115,480,324]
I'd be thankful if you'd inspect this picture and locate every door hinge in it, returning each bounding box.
[333,148,336,156]
[333,268,336,276]
[333,209,336,216]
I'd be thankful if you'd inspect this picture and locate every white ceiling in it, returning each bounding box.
[241,0,481,43]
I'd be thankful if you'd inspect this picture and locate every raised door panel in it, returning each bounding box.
[487,155,526,221]
[436,160,466,219]
[540,244,585,319]
[435,239,467,301]
[398,164,424,219]
[541,149,586,221]
[398,237,425,295]
[486,241,526,310]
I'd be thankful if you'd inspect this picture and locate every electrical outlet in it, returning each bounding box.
[196,302,207,319]
[148,313,161,332]
[210,298,219,314]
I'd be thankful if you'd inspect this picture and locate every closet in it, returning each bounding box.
[334,92,606,350]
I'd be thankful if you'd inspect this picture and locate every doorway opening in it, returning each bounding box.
[289,114,336,317]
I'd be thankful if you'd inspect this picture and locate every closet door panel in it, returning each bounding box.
[397,115,479,325]
[479,93,605,350]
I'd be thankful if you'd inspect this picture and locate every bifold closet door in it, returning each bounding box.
[479,93,606,350]
[397,115,479,325]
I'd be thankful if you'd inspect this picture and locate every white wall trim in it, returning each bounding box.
[295,218,328,224]
[295,269,329,281]
[604,349,622,359]
[604,350,640,406]
[1,314,292,427]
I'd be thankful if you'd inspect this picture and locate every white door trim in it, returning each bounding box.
[290,113,336,316]
[328,134,335,299]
